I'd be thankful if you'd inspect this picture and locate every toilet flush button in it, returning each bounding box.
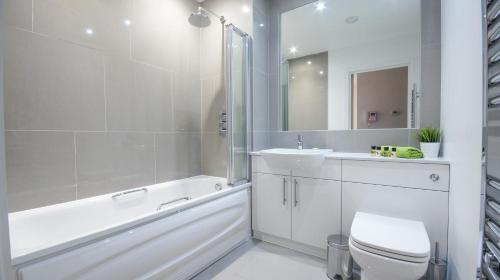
[429,174,440,182]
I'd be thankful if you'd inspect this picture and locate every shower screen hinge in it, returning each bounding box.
[219,112,227,136]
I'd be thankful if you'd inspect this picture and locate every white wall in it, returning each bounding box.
[441,0,483,279]
[327,33,420,130]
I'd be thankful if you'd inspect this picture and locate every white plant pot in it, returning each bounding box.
[420,142,440,158]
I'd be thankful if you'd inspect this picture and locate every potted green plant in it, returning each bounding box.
[417,127,442,158]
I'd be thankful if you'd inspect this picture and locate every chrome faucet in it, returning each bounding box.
[297,134,303,150]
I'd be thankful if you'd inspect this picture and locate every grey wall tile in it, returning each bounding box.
[156,133,202,182]
[325,130,356,152]
[202,132,227,177]
[268,73,280,131]
[420,44,441,128]
[253,131,270,151]
[408,129,420,148]
[270,130,327,149]
[253,0,269,15]
[253,9,269,73]
[4,28,105,130]
[349,129,410,152]
[202,76,226,133]
[76,132,155,199]
[267,129,416,153]
[200,22,224,79]
[253,71,269,131]
[6,131,76,212]
[4,0,32,30]
[173,72,201,132]
[130,0,200,73]
[33,0,130,56]
[421,0,441,46]
[105,56,173,132]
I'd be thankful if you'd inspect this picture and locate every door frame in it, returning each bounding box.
[347,61,415,130]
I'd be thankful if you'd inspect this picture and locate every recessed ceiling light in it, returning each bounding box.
[319,71,324,75]
[124,19,132,26]
[242,5,250,13]
[345,16,359,24]
[307,61,312,65]
[290,46,298,54]
[259,23,265,27]
[316,1,326,11]
[291,76,296,80]
[85,28,94,35]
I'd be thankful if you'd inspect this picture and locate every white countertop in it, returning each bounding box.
[250,151,450,164]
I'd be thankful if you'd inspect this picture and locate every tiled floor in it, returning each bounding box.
[192,239,332,280]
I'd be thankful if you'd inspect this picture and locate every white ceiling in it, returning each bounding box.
[281,0,421,59]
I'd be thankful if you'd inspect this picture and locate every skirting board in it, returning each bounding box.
[252,231,327,260]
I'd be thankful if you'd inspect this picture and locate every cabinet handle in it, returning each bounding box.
[430,174,440,182]
[282,177,287,205]
[294,179,298,207]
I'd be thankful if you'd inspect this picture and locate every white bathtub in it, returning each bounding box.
[8,175,251,280]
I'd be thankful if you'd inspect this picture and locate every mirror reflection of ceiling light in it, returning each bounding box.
[316,1,326,11]
[319,71,324,75]
[307,61,312,65]
[242,5,250,13]
[345,16,359,24]
[85,28,94,35]
[290,46,298,54]
[124,19,132,26]
[259,23,265,27]
[291,76,296,80]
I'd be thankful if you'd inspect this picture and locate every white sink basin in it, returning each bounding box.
[260,148,332,170]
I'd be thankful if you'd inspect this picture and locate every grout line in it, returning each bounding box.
[128,0,132,60]
[170,72,175,133]
[31,0,34,32]
[154,134,157,183]
[73,132,78,200]
[104,62,108,131]
[4,129,205,134]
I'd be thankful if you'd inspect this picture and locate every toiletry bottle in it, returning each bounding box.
[376,146,381,157]
[391,147,397,158]
[383,147,389,157]
[370,146,376,156]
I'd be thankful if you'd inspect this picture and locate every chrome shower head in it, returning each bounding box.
[188,7,211,28]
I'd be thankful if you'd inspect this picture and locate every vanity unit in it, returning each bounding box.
[251,150,450,260]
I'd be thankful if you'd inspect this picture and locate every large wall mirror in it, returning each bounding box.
[279,0,440,131]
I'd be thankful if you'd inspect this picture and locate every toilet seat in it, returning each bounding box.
[350,212,430,262]
[350,237,429,263]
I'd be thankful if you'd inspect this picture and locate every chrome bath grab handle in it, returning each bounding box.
[157,197,191,211]
[294,179,298,207]
[111,188,148,199]
[282,178,287,205]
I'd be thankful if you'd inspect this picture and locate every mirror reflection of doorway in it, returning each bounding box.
[351,66,408,129]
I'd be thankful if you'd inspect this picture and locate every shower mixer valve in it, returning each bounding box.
[219,112,227,136]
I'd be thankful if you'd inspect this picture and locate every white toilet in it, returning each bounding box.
[349,212,431,280]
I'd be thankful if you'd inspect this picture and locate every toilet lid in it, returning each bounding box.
[350,212,430,260]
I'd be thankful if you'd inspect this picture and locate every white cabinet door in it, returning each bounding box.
[252,173,291,239]
[291,177,341,248]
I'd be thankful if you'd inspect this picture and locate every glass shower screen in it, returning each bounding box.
[225,24,251,186]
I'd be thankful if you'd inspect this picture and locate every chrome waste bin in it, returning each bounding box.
[327,235,352,280]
